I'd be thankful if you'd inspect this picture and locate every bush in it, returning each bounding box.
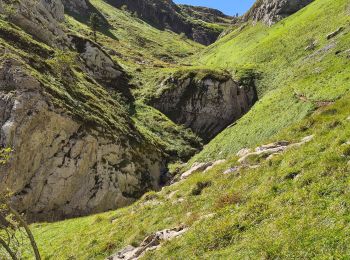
[191,181,212,196]
[215,192,242,209]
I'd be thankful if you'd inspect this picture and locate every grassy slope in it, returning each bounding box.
[32,92,350,259]
[67,0,203,71]
[27,0,350,258]
[61,0,205,159]
[190,0,350,161]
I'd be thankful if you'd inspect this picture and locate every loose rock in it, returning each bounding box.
[108,226,188,260]
[326,27,345,40]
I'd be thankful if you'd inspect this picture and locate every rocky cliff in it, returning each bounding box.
[0,59,165,222]
[105,0,231,45]
[0,0,168,221]
[243,0,314,26]
[150,70,257,142]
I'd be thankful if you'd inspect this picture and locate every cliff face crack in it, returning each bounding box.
[150,70,258,142]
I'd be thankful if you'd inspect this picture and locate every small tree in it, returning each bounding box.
[89,13,100,42]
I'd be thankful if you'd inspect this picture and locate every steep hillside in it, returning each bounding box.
[0,0,202,222]
[23,0,350,259]
[192,0,350,162]
[103,0,232,45]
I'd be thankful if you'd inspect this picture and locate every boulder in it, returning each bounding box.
[108,226,188,260]
[181,162,213,179]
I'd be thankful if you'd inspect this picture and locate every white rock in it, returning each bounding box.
[223,166,240,174]
[204,159,226,172]
[181,162,213,179]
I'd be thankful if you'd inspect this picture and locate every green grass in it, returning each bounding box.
[65,0,203,72]
[31,91,350,259]
[132,102,202,161]
[7,0,350,258]
[190,0,350,162]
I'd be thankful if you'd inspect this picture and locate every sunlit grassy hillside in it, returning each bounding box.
[191,0,350,161]
[29,0,350,259]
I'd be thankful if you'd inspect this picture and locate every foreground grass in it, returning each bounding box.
[32,91,350,259]
[27,0,350,258]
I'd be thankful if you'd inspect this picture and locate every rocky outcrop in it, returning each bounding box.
[61,0,88,14]
[179,5,232,24]
[150,71,257,142]
[243,0,313,26]
[68,34,132,100]
[104,0,231,45]
[108,226,188,260]
[0,59,165,221]
[1,0,66,46]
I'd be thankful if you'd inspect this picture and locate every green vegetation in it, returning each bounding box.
[31,91,350,258]
[191,0,350,162]
[3,0,350,258]
[89,13,100,42]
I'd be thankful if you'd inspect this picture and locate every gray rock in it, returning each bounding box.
[326,27,345,40]
[151,72,257,142]
[223,166,240,175]
[108,226,188,260]
[0,59,164,222]
[2,0,66,46]
[181,162,213,179]
[204,159,226,172]
[243,0,313,26]
[61,0,88,14]
[237,136,314,165]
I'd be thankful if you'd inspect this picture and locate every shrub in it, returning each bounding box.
[215,192,242,209]
[191,181,212,196]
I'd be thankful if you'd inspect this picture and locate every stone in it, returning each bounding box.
[223,166,240,174]
[243,0,313,26]
[305,40,318,51]
[326,27,345,40]
[236,148,251,158]
[151,71,257,142]
[61,0,88,14]
[0,59,165,222]
[181,162,213,179]
[2,0,66,46]
[108,226,188,260]
[204,160,226,172]
[237,136,314,166]
[68,35,132,100]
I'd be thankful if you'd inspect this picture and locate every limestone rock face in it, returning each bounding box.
[1,0,66,46]
[69,35,123,82]
[244,0,313,26]
[69,34,132,100]
[151,74,257,142]
[61,0,88,14]
[0,59,164,221]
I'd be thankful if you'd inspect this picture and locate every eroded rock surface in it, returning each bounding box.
[61,0,88,14]
[1,0,66,46]
[108,226,188,260]
[0,59,164,221]
[69,35,132,100]
[151,72,257,141]
[244,0,313,26]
